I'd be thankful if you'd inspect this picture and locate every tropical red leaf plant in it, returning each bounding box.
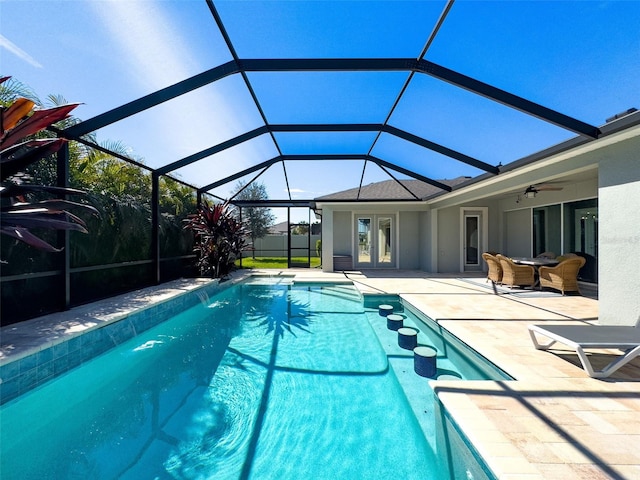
[1,102,80,149]
[183,201,248,278]
[2,97,35,132]
[1,77,97,255]
[1,138,68,180]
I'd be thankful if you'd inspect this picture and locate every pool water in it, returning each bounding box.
[1,281,498,479]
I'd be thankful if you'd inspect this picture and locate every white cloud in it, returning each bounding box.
[88,2,264,185]
[89,2,191,90]
[0,34,42,68]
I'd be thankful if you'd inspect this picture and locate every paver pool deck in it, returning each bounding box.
[2,269,639,479]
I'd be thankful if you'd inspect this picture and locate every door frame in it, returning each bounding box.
[459,207,488,272]
[353,213,397,269]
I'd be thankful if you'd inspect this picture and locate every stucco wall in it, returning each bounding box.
[503,209,532,257]
[399,211,420,269]
[598,135,640,326]
[486,199,501,254]
[333,211,352,255]
[436,207,460,272]
[419,210,432,271]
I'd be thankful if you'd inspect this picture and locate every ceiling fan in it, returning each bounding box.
[524,183,563,198]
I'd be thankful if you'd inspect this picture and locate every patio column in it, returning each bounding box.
[321,207,334,272]
[598,136,640,326]
[429,209,438,273]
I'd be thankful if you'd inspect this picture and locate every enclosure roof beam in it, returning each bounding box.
[199,151,452,197]
[230,199,315,207]
[382,125,498,174]
[376,163,422,200]
[63,60,240,138]
[270,123,384,132]
[205,0,289,200]
[268,123,496,174]
[158,122,494,180]
[63,57,599,143]
[414,59,601,139]
[367,155,452,192]
[279,154,367,161]
[198,157,280,192]
[276,153,450,192]
[238,57,418,72]
[238,58,600,138]
[364,0,455,199]
[157,126,270,175]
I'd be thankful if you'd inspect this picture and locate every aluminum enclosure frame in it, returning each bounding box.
[54,0,608,285]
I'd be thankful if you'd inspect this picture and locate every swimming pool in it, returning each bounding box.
[0,279,506,479]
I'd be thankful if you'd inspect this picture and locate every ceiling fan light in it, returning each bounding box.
[524,186,537,198]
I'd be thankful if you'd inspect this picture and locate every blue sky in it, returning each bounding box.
[1,0,639,221]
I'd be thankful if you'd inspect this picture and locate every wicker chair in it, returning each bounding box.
[496,254,535,289]
[538,256,586,295]
[481,252,503,284]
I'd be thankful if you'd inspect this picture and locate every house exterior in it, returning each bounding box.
[268,221,290,236]
[315,111,640,327]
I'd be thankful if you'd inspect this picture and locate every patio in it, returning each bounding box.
[1,270,638,479]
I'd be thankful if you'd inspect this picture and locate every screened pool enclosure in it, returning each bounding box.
[1,0,638,324]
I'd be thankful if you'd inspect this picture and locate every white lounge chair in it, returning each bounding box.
[528,324,640,378]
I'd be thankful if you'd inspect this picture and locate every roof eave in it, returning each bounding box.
[422,110,640,203]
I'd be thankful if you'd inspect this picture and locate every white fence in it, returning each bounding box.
[242,234,322,257]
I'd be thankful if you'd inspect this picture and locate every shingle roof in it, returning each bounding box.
[315,176,471,201]
[269,221,289,234]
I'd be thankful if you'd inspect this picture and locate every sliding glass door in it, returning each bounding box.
[533,205,561,257]
[564,199,598,282]
[531,199,598,282]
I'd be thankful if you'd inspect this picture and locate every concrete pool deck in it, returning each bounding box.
[2,269,639,479]
[342,270,640,480]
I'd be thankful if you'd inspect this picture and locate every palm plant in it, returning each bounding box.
[183,201,248,278]
[1,76,97,255]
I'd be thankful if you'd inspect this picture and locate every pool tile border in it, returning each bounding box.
[0,275,249,404]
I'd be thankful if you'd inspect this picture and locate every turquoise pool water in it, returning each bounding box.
[0,281,501,479]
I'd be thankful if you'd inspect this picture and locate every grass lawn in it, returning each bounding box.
[236,257,321,269]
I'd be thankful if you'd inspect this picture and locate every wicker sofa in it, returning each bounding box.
[538,256,586,295]
[496,254,535,289]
